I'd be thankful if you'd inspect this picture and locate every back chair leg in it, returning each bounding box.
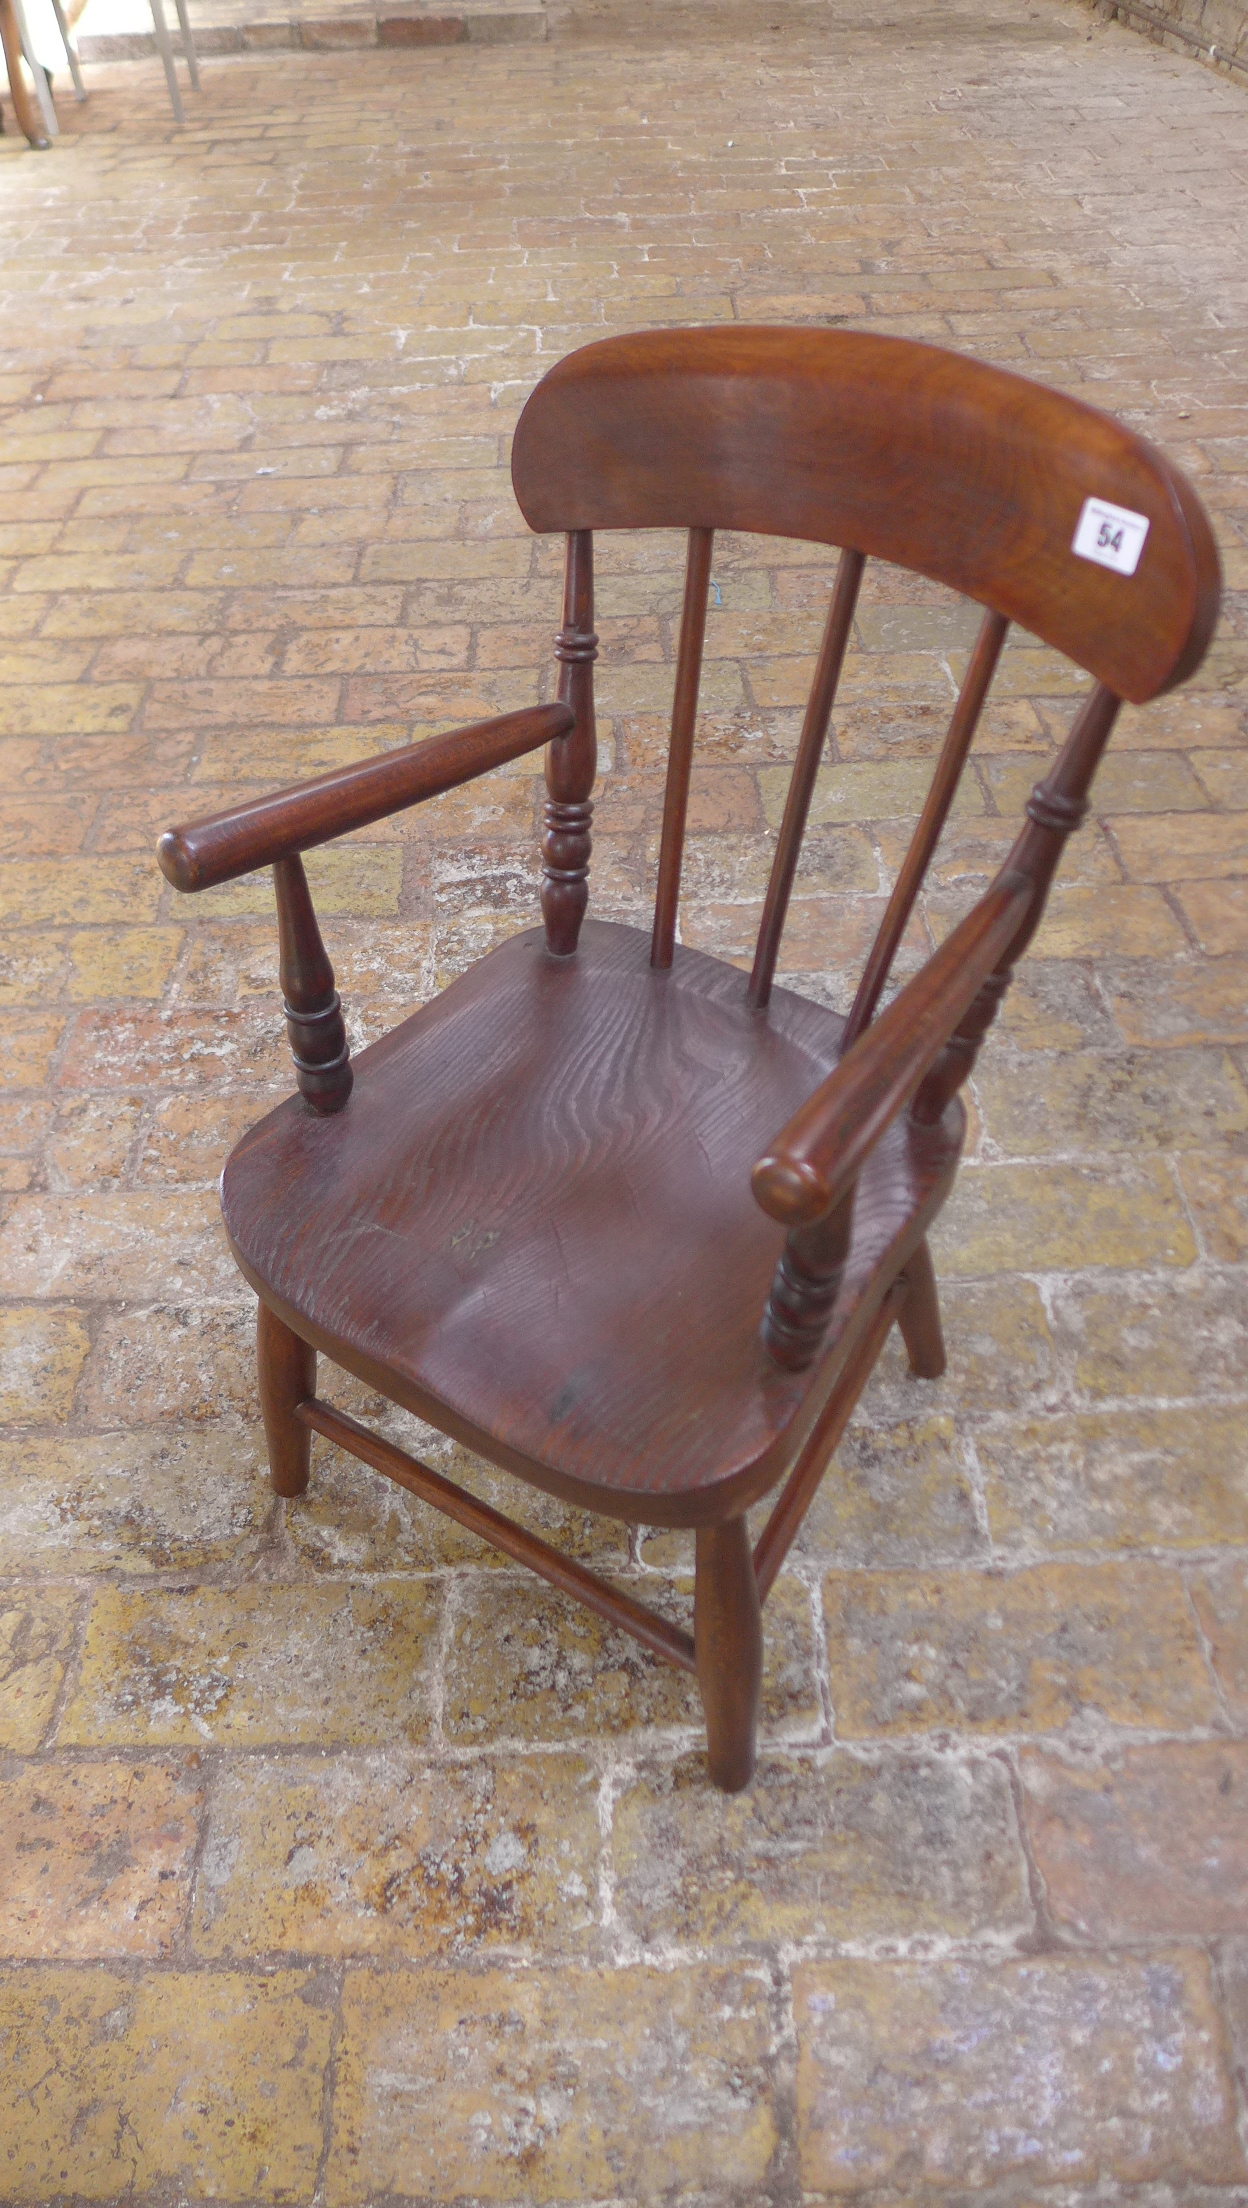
[898,1236,946,1378]
[0,0,49,144]
[694,1518,762,1792]
[257,1302,316,1497]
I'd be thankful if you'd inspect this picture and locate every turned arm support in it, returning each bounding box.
[752,683,1122,1368]
[157,702,574,893]
[752,871,1034,1235]
[156,701,572,1118]
[752,871,1033,1368]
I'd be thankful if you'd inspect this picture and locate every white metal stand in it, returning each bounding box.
[148,0,199,122]
[47,0,86,98]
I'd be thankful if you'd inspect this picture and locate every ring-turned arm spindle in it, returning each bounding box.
[157,702,574,1111]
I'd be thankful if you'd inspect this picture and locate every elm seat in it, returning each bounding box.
[159,326,1220,1791]
[223,918,963,1522]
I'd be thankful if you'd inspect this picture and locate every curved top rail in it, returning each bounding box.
[511,327,1220,703]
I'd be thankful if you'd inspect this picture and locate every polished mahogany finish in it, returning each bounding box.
[257,1301,316,1498]
[748,546,864,1010]
[160,328,1220,1791]
[220,918,961,1522]
[158,703,572,893]
[542,531,597,955]
[511,328,1219,702]
[652,526,714,969]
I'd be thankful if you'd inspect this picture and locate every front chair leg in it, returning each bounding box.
[257,1301,316,1497]
[694,1518,762,1792]
[898,1236,946,1379]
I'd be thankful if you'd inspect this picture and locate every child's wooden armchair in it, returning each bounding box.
[159,330,1220,1791]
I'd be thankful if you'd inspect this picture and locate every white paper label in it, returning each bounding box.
[1071,496,1150,577]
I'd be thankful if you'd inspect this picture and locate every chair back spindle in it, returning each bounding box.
[652,527,715,969]
[747,546,865,1010]
[542,529,598,956]
[842,606,1009,1049]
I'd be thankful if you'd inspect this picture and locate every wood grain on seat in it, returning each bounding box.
[223,919,962,1526]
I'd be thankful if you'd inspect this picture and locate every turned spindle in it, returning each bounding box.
[760,1188,855,1371]
[542,529,598,956]
[912,682,1120,1125]
[273,854,353,1113]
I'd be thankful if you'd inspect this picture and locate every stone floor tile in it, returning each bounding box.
[761,754,985,831]
[932,1158,1198,1276]
[328,1961,777,2200]
[1102,954,1248,1047]
[43,1093,148,1186]
[787,1407,986,1569]
[0,933,71,1009]
[79,1301,260,1426]
[66,926,183,1004]
[977,1405,1248,1551]
[0,1192,240,1302]
[893,814,1120,899]
[0,1305,91,1425]
[793,1949,1245,2191]
[1176,877,1248,955]
[136,1096,281,1188]
[1021,1742,1248,1940]
[822,1561,1218,1738]
[972,1043,1248,1155]
[443,1569,818,1745]
[1176,1148,1248,1261]
[0,1756,203,1958]
[1190,1558,1248,1721]
[993,957,1123,1051]
[58,1579,439,1747]
[1029,882,1191,958]
[0,1587,81,1753]
[0,854,162,927]
[193,1749,600,1958]
[0,1431,270,1575]
[612,1747,1030,1949]
[59,1001,292,1093]
[1175,874,1245,953]
[0,1008,69,1089]
[1046,1267,1248,1400]
[1108,808,1245,883]
[1219,1937,1248,2121]
[0,1965,331,2202]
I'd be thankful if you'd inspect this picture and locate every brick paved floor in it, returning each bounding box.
[1,2,1247,2199]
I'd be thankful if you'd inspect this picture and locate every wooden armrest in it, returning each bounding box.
[157,702,575,893]
[752,871,1034,1228]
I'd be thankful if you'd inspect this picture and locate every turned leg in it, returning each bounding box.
[694,1518,762,1793]
[898,1237,946,1379]
[257,1301,316,1497]
[0,0,50,145]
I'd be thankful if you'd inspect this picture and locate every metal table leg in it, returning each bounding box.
[47,0,86,99]
[170,0,198,91]
[148,0,184,123]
